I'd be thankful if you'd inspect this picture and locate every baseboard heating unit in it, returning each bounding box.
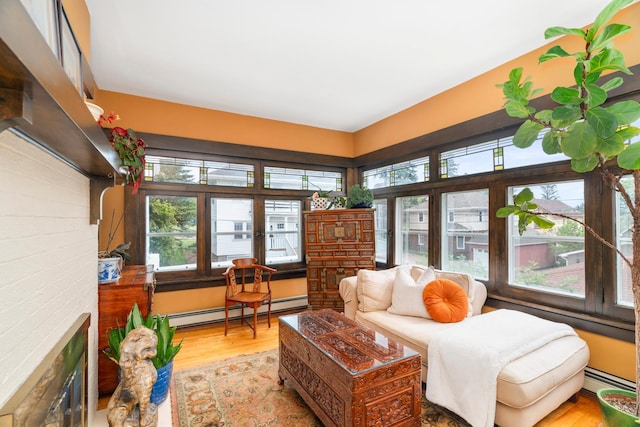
[167,296,309,328]
[583,367,635,394]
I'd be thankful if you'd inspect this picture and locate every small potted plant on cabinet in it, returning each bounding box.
[346,184,374,208]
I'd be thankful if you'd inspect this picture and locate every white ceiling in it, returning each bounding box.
[85,1,629,132]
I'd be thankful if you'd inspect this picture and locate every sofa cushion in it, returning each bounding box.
[422,279,469,323]
[387,268,434,318]
[356,268,398,312]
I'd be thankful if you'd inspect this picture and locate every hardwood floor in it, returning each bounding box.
[99,310,605,426]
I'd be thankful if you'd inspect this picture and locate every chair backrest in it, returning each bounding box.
[224,258,276,297]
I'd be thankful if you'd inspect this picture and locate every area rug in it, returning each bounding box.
[171,349,469,426]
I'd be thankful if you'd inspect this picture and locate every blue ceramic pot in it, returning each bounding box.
[150,360,173,406]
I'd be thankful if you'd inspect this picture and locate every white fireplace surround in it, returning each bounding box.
[0,129,100,425]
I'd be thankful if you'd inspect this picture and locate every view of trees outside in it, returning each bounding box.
[147,195,197,271]
[395,195,429,266]
[441,189,489,280]
[508,180,586,297]
[364,157,428,189]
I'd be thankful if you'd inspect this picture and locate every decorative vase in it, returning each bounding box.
[312,197,329,210]
[597,388,639,427]
[150,360,174,406]
[98,256,122,284]
[331,197,346,209]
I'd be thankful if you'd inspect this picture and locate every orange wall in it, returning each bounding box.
[93,91,354,158]
[353,2,640,156]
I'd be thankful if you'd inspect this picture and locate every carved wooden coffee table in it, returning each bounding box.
[278,309,421,427]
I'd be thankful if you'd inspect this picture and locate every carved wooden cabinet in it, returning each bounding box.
[98,265,155,396]
[303,208,375,310]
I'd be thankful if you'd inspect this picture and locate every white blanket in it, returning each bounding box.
[426,309,576,427]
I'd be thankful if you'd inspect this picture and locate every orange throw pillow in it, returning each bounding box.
[422,279,469,323]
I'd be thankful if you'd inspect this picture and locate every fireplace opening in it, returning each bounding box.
[0,314,90,427]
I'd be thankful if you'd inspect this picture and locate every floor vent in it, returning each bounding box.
[167,296,309,328]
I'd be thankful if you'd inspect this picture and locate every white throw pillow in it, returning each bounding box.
[356,268,398,312]
[415,266,436,286]
[387,268,431,318]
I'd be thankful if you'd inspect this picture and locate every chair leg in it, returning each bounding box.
[252,307,258,339]
[267,298,272,328]
[224,304,229,336]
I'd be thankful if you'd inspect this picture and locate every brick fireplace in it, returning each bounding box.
[0,130,100,424]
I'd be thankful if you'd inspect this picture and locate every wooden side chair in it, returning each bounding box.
[222,257,276,339]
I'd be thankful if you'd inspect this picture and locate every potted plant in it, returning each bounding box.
[99,112,147,195]
[104,303,183,405]
[496,0,640,421]
[346,184,374,208]
[98,210,131,284]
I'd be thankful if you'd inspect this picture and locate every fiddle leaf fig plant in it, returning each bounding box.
[497,0,640,415]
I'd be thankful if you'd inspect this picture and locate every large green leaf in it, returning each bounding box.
[595,133,625,157]
[607,100,640,125]
[513,120,544,148]
[544,26,585,39]
[532,216,555,229]
[587,0,633,41]
[513,188,534,205]
[551,87,582,105]
[560,122,598,158]
[551,105,581,123]
[585,107,618,138]
[539,45,571,63]
[585,83,607,107]
[505,100,532,119]
[618,142,640,170]
[542,130,562,154]
[591,23,632,51]
[616,126,640,142]
[496,206,518,218]
[600,76,624,92]
[571,155,600,173]
[590,48,632,75]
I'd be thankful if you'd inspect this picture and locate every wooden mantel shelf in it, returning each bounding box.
[0,0,121,223]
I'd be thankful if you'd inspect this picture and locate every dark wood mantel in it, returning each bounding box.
[0,0,121,223]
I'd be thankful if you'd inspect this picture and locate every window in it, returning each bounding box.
[146,195,197,271]
[211,198,254,267]
[395,195,428,266]
[507,180,585,298]
[441,190,489,280]
[264,166,342,192]
[145,156,254,187]
[373,199,388,264]
[418,212,424,222]
[363,156,429,189]
[265,199,301,265]
[615,175,634,307]
[439,130,567,179]
[418,234,425,246]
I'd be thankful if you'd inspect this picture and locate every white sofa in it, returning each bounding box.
[338,265,590,427]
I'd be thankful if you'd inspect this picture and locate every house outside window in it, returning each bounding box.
[441,190,489,279]
[507,180,585,298]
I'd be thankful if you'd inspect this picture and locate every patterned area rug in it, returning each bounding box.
[171,349,470,427]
